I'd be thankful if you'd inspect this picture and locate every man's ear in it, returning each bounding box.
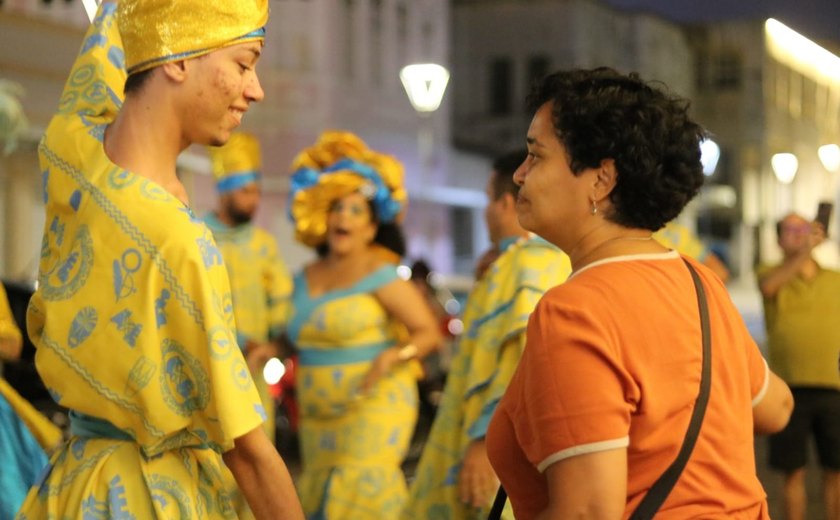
[160,60,188,83]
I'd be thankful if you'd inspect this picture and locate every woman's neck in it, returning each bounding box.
[568,222,660,272]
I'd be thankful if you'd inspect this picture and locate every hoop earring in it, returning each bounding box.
[590,199,598,216]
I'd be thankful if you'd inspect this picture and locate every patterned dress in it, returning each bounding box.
[16,5,264,518]
[403,236,570,519]
[288,265,421,519]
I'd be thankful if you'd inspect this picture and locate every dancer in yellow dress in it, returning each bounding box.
[0,282,62,518]
[287,131,442,519]
[205,132,293,443]
[16,1,303,518]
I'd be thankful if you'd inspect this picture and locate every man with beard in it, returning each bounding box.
[205,132,292,444]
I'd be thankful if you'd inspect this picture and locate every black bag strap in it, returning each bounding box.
[487,485,507,520]
[629,259,712,519]
[488,259,712,520]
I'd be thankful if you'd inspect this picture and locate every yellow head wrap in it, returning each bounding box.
[288,131,407,248]
[118,0,269,75]
[209,132,262,193]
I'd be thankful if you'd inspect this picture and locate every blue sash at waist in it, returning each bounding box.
[69,410,134,441]
[298,340,396,366]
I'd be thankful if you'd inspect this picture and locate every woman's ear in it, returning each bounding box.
[592,159,618,201]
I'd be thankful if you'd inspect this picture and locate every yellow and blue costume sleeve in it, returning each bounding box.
[654,221,708,261]
[404,236,571,520]
[18,4,265,518]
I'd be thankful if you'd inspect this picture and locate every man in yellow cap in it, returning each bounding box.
[205,132,292,446]
[17,1,304,518]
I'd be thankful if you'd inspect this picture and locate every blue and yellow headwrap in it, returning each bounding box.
[288,131,407,248]
[209,132,262,193]
[117,0,269,75]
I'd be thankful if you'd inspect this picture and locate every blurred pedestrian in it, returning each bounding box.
[205,132,293,443]
[758,212,840,520]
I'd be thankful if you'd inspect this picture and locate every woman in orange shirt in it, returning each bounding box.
[486,68,794,519]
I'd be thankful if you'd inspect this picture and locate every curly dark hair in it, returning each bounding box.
[526,67,706,231]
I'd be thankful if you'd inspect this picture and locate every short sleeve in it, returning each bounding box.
[510,288,634,472]
[743,327,770,406]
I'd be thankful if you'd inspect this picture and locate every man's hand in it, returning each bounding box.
[458,439,499,510]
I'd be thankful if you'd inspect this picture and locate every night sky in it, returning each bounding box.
[602,0,840,43]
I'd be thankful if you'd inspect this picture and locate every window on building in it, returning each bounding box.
[343,0,355,80]
[370,0,383,86]
[714,50,742,90]
[489,58,513,116]
[397,1,408,66]
[422,20,434,56]
[451,206,474,267]
[527,55,550,90]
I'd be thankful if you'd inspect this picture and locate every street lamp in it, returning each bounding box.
[400,63,450,180]
[818,144,840,172]
[771,153,798,184]
[700,138,720,177]
[400,63,450,113]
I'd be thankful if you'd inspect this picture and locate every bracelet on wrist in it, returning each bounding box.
[396,343,418,361]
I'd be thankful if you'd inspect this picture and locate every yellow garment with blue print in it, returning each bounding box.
[205,214,292,440]
[403,236,571,520]
[288,265,421,519]
[17,5,263,518]
[654,221,708,260]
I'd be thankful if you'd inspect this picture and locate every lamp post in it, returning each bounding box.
[400,63,450,181]
[818,144,840,173]
[771,153,798,184]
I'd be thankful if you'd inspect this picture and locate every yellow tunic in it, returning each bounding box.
[288,265,420,519]
[403,236,571,519]
[17,5,264,518]
[205,214,292,440]
[653,221,709,260]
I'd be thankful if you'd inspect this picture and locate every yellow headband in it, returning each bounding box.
[209,132,262,193]
[118,0,269,75]
[288,131,407,247]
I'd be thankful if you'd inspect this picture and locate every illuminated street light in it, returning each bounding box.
[700,139,720,176]
[82,0,100,22]
[771,153,799,184]
[818,144,840,172]
[400,64,450,113]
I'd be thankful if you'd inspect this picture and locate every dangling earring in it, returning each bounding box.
[590,199,598,216]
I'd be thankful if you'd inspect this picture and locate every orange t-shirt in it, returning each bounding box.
[486,252,770,519]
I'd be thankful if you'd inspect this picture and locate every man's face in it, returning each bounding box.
[778,214,811,255]
[224,183,261,225]
[182,41,265,146]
